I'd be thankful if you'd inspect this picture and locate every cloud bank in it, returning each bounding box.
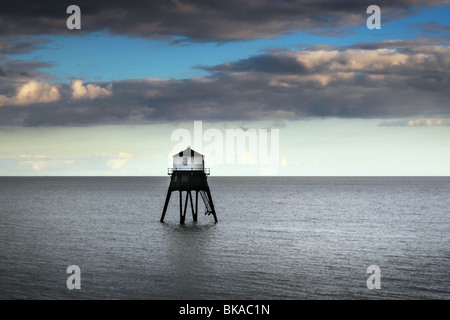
[0,80,60,106]
[70,79,112,100]
[0,1,448,127]
[0,39,448,126]
[0,0,447,40]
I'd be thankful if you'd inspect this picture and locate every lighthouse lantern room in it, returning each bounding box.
[171,146,204,172]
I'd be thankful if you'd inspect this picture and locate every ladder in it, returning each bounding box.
[199,190,213,215]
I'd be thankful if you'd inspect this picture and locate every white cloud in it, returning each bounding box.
[407,119,450,126]
[116,152,132,159]
[379,119,450,126]
[19,154,46,158]
[0,80,60,106]
[19,160,48,170]
[70,79,113,100]
[106,158,129,169]
[99,152,132,169]
[290,46,449,73]
[17,156,75,171]
[18,154,48,171]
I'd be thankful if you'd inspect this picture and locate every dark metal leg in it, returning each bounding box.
[160,189,172,222]
[194,191,199,222]
[179,191,185,224]
[206,188,218,223]
[182,190,189,224]
[189,191,196,222]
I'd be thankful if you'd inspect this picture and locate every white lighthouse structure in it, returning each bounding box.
[172,146,205,171]
[160,147,217,224]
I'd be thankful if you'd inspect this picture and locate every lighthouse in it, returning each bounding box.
[160,147,218,224]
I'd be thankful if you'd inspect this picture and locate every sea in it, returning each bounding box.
[0,176,449,300]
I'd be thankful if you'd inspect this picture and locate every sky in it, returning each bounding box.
[0,0,449,176]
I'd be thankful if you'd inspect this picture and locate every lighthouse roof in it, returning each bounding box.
[173,146,204,158]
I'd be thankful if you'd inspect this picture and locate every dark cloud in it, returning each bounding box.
[200,54,307,74]
[345,38,450,50]
[416,22,450,34]
[0,37,49,55]
[0,0,447,41]
[0,37,54,89]
[0,60,53,81]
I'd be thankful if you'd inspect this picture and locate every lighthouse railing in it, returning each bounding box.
[168,168,210,175]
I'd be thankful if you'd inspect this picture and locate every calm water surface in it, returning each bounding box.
[0,177,449,299]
